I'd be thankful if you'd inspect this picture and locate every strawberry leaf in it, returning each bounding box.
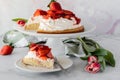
[47,0,56,7]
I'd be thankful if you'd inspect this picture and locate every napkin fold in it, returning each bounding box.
[2,30,44,47]
[63,38,83,57]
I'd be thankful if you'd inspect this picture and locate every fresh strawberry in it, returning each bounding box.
[17,20,26,26]
[56,10,64,15]
[47,10,60,19]
[33,9,47,17]
[50,2,62,11]
[37,46,51,56]
[33,9,40,16]
[47,10,56,17]
[47,52,54,59]
[30,44,39,51]
[0,45,14,55]
[40,56,48,60]
[29,42,37,49]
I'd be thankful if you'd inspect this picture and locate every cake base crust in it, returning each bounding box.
[37,25,84,34]
[22,58,54,69]
[24,23,39,30]
[24,23,84,34]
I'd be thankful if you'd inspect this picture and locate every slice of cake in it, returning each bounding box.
[22,43,54,69]
[24,0,84,34]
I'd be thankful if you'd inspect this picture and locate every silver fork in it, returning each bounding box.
[54,57,64,70]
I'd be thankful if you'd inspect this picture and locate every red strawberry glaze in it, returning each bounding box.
[33,1,81,24]
[29,44,54,60]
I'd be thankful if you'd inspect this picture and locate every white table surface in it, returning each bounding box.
[0,35,120,80]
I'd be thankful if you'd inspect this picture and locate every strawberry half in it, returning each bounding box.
[0,45,14,55]
[40,56,48,60]
[47,52,54,59]
[17,20,26,26]
[50,2,62,11]
[37,45,51,56]
[33,9,47,17]
[29,42,37,49]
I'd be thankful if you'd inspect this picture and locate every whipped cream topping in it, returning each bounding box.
[27,16,81,31]
[24,51,53,62]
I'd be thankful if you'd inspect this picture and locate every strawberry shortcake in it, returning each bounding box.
[24,0,84,34]
[22,43,54,69]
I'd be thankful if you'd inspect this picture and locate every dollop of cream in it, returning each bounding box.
[24,51,53,62]
[27,16,81,31]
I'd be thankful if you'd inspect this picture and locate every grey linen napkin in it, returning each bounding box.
[63,38,84,57]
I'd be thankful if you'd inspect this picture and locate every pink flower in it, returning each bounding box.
[85,62,101,73]
[88,56,98,64]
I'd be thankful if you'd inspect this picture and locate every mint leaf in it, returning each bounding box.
[104,50,115,67]
[12,18,28,22]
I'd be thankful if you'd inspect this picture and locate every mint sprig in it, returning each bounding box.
[12,18,28,22]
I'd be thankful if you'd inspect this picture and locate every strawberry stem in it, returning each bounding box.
[47,0,56,8]
[9,43,14,48]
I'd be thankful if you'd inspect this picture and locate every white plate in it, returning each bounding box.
[14,22,96,38]
[15,56,73,73]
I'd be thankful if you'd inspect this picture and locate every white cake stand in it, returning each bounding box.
[14,22,96,56]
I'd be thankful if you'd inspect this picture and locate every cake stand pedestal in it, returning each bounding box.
[14,22,96,56]
[46,38,65,56]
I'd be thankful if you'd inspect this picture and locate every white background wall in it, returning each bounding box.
[0,0,120,35]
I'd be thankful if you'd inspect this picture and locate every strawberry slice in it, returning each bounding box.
[47,10,61,19]
[29,42,37,49]
[33,9,47,17]
[40,56,48,60]
[63,10,74,15]
[33,9,40,17]
[47,52,54,59]
[30,44,39,51]
[36,45,51,56]
[47,10,56,17]
[50,2,62,11]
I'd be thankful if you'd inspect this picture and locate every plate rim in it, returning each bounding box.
[15,56,73,73]
[13,22,96,38]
